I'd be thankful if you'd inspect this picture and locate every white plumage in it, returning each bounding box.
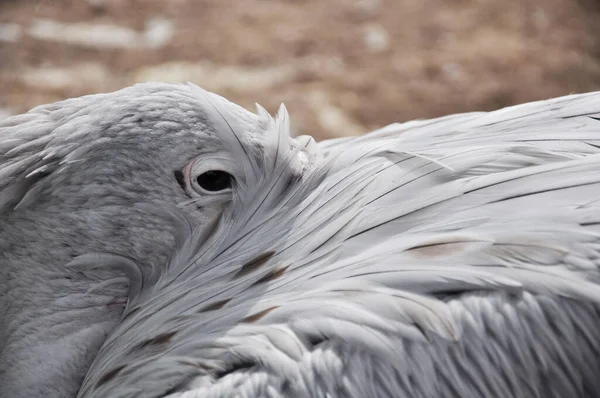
[4,83,600,397]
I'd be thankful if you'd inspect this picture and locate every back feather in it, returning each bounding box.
[79,90,600,398]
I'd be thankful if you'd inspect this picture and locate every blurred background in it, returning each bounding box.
[1,0,600,140]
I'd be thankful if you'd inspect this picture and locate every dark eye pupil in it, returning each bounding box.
[196,170,232,192]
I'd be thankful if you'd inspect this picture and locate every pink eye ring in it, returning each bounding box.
[181,158,234,195]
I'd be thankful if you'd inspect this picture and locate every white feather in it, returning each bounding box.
[77,89,600,398]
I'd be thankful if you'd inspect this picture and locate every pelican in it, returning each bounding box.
[3,83,600,398]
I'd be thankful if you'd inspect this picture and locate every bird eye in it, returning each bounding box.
[182,157,236,196]
[195,170,233,192]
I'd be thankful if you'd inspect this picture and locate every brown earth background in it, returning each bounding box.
[2,0,600,140]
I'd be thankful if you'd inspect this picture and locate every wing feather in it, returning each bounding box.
[80,91,600,398]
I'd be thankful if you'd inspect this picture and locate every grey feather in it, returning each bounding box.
[0,82,297,398]
[69,88,600,398]
[6,83,600,398]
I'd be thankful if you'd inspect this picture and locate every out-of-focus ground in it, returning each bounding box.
[1,0,600,140]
